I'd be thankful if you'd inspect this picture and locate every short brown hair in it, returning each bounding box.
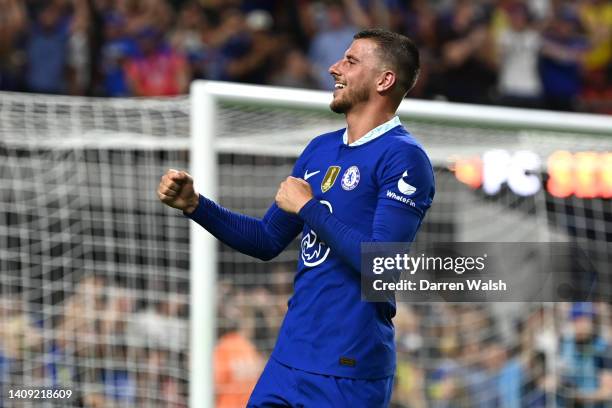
[353,28,420,96]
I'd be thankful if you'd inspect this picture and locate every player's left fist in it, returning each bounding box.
[275,176,313,214]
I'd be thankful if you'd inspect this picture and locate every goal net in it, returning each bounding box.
[0,81,610,407]
[0,92,192,407]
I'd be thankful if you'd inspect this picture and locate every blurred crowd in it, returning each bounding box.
[215,292,612,407]
[0,275,190,407]
[391,302,612,408]
[0,0,611,113]
[2,268,610,407]
[216,284,612,408]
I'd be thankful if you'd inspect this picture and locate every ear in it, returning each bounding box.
[376,70,396,93]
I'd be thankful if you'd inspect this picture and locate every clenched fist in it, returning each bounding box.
[275,176,314,214]
[157,169,200,214]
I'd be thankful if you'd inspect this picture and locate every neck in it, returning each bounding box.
[345,103,396,144]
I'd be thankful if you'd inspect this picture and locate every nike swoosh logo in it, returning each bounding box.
[304,170,320,180]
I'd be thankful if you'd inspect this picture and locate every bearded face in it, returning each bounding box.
[330,79,371,114]
[328,39,379,114]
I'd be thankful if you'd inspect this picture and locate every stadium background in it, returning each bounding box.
[1,0,611,407]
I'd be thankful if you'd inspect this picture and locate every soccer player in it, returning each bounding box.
[157,28,435,407]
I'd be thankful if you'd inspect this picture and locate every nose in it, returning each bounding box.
[328,59,341,77]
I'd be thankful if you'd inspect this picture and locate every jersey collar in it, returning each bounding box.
[342,116,401,147]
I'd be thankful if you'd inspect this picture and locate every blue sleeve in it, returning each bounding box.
[298,144,435,273]
[376,143,435,218]
[595,340,612,371]
[187,196,303,261]
[186,146,310,261]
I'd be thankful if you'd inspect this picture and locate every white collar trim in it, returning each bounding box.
[342,116,401,147]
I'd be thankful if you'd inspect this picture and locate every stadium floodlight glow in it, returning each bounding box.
[454,149,611,198]
[482,149,542,197]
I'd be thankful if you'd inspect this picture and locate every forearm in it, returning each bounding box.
[371,0,391,29]
[298,199,421,274]
[576,372,612,402]
[187,194,301,261]
[443,41,473,67]
[575,390,612,403]
[71,0,89,33]
[342,0,370,28]
[541,40,583,62]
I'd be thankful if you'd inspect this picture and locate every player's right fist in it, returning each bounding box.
[157,169,200,214]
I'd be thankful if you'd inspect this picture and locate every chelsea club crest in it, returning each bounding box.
[341,166,360,191]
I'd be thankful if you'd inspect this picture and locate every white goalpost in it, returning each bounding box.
[189,83,217,408]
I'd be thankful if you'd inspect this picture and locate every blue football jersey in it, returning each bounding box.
[271,116,435,379]
[187,116,435,380]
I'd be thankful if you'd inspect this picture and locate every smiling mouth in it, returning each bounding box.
[334,83,346,89]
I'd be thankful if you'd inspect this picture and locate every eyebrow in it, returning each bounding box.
[346,54,359,62]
